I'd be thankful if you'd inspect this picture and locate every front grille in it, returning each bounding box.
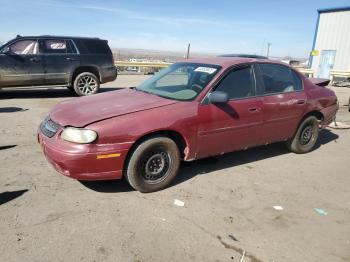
[40,117,61,138]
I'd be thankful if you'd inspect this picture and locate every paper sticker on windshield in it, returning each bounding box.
[194,67,217,74]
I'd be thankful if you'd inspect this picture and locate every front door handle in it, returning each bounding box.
[248,107,260,113]
[296,99,306,105]
[29,57,40,63]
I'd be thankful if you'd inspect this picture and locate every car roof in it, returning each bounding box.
[14,35,105,41]
[218,54,268,59]
[179,57,287,69]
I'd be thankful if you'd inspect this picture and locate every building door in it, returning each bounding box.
[318,50,336,79]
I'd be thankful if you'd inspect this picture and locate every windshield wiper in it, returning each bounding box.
[134,88,174,100]
[135,88,153,95]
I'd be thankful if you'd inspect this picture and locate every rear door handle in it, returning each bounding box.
[66,57,76,61]
[296,99,306,105]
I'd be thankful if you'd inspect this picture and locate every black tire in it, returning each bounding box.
[66,86,75,94]
[286,116,319,154]
[73,72,100,96]
[125,137,180,193]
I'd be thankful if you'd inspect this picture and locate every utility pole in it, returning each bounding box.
[266,42,271,57]
[186,43,191,59]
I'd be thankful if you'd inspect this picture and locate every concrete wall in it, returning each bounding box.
[311,10,350,75]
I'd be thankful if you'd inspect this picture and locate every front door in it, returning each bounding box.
[256,63,307,143]
[196,65,263,158]
[318,50,336,79]
[0,39,45,87]
[40,39,80,85]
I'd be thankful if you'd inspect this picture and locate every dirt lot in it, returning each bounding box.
[1,76,350,262]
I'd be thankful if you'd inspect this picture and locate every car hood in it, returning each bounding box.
[50,89,178,127]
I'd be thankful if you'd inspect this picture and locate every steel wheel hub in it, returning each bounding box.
[146,154,165,175]
[300,125,313,145]
[141,150,170,182]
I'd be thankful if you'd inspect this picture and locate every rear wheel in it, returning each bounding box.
[286,116,319,153]
[125,137,180,193]
[73,72,100,96]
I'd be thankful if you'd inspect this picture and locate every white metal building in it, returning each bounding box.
[311,6,350,78]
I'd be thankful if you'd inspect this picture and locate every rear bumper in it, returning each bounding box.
[38,132,131,181]
[321,103,339,128]
[100,66,117,83]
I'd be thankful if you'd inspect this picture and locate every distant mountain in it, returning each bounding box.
[111,48,217,62]
[111,48,307,63]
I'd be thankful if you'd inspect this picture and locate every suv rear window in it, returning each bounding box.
[81,39,111,54]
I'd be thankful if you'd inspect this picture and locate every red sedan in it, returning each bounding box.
[38,57,338,192]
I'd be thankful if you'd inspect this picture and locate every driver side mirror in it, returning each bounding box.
[208,91,229,104]
[1,46,11,54]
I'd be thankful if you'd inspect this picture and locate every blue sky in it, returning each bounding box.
[0,0,349,57]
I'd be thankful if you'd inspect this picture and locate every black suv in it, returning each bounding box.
[0,35,117,96]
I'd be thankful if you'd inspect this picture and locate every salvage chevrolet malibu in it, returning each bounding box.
[38,57,338,192]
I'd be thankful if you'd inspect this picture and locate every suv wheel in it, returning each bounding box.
[286,116,319,154]
[125,137,180,193]
[73,72,100,96]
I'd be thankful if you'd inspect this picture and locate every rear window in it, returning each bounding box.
[258,64,303,94]
[81,39,111,54]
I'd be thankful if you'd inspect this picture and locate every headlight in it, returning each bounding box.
[61,127,97,144]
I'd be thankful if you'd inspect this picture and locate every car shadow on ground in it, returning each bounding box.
[0,145,17,150]
[0,189,28,205]
[80,129,339,193]
[0,87,122,99]
[0,107,28,113]
[80,178,133,193]
[172,129,339,187]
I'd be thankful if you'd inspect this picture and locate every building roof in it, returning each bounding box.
[318,6,350,14]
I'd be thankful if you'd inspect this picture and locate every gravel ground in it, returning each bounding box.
[0,77,349,262]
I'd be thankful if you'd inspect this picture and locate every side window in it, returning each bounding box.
[215,66,255,99]
[259,64,302,94]
[9,40,38,55]
[43,39,73,54]
[292,70,303,91]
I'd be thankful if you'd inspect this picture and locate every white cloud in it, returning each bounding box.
[80,5,223,26]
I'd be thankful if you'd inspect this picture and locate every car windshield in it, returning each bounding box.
[136,63,221,101]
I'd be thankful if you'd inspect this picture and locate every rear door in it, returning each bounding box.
[0,38,45,87]
[256,63,307,144]
[40,38,80,85]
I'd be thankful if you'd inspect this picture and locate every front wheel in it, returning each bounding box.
[73,72,100,96]
[286,116,319,154]
[125,137,180,193]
